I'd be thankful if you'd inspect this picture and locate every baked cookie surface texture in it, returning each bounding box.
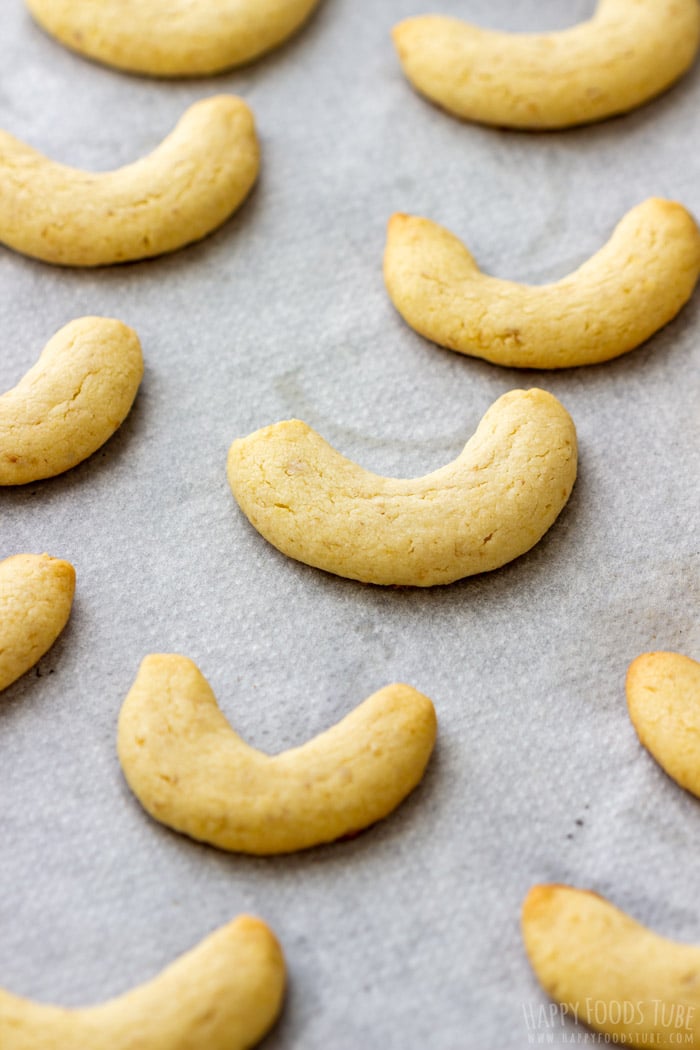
[118,654,438,854]
[393,0,700,128]
[0,96,260,266]
[627,651,700,796]
[384,201,700,368]
[0,554,75,692]
[0,318,143,483]
[26,0,323,76]
[523,884,700,1048]
[0,916,285,1050]
[227,389,578,586]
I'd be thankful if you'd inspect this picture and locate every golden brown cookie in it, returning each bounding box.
[118,654,438,854]
[0,318,143,484]
[393,0,700,129]
[384,201,700,369]
[0,554,75,691]
[0,96,259,266]
[26,0,322,76]
[627,651,700,796]
[227,389,577,586]
[0,916,285,1049]
[523,884,700,1048]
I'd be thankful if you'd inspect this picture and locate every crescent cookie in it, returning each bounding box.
[523,884,700,1047]
[26,0,322,76]
[0,317,143,484]
[0,916,285,1050]
[118,654,437,855]
[227,389,577,586]
[384,200,700,369]
[392,0,700,129]
[0,96,259,266]
[627,651,700,797]
[0,554,75,692]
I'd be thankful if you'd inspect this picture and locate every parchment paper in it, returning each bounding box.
[1,2,699,1047]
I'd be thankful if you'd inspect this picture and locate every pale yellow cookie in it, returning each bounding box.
[384,201,700,369]
[0,96,259,266]
[0,916,285,1050]
[227,389,577,587]
[627,652,700,797]
[0,554,75,691]
[393,0,700,129]
[26,0,322,77]
[523,884,700,1048]
[0,318,143,484]
[118,654,437,855]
